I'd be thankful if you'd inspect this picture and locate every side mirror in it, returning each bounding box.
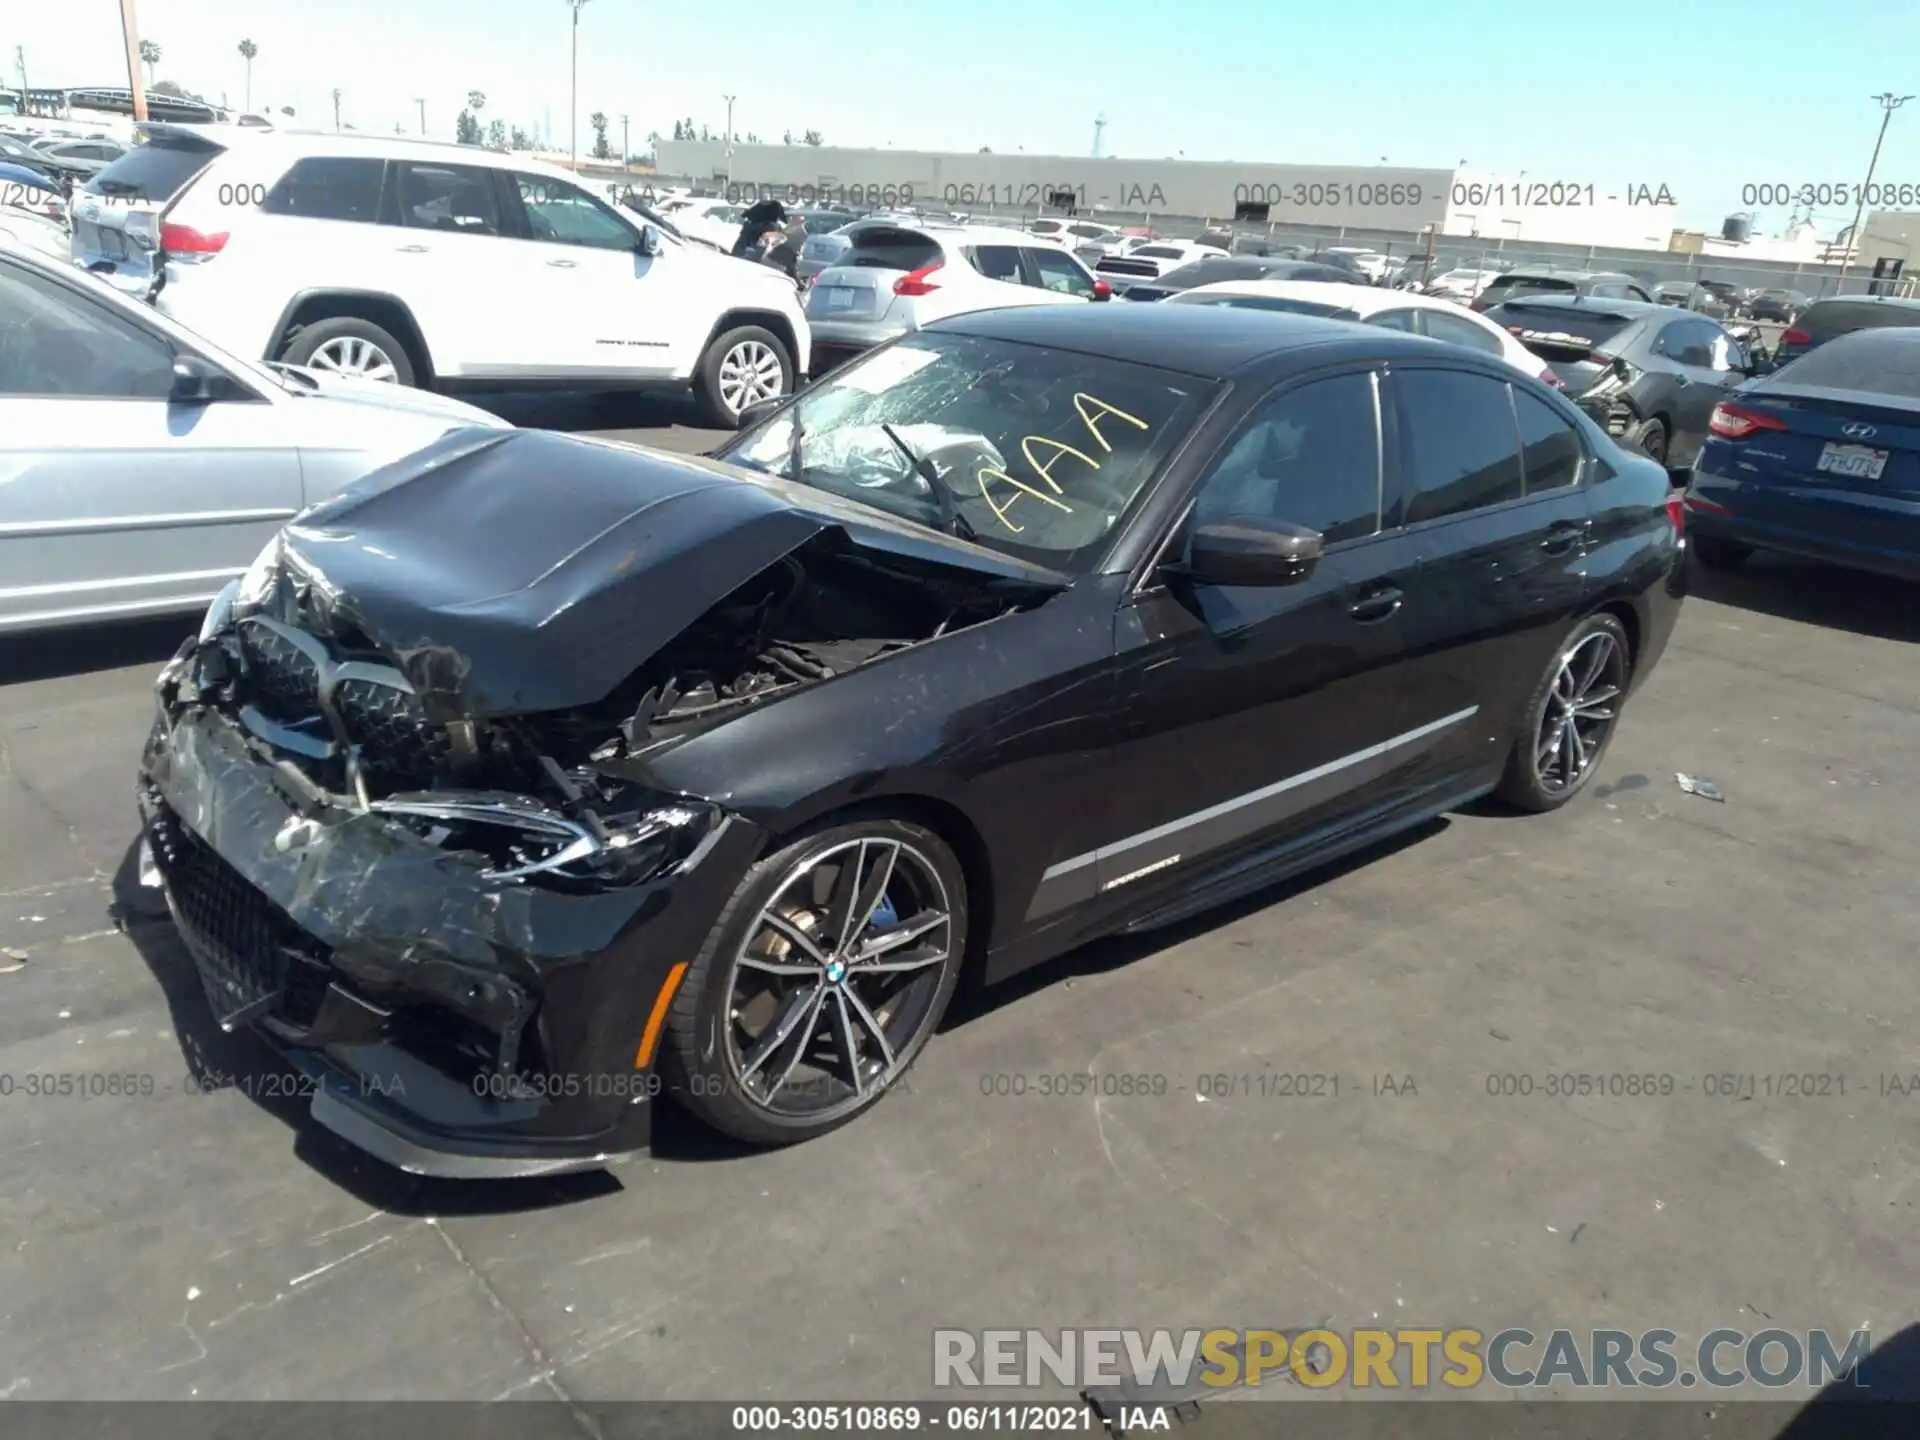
[1090,279,1112,302]
[737,397,785,431]
[1176,516,1324,588]
[169,355,238,404]
[635,225,661,258]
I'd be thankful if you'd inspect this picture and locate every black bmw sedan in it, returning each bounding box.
[138,304,1686,1178]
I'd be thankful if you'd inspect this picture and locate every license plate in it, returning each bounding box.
[820,286,858,312]
[1816,441,1888,481]
[100,228,127,259]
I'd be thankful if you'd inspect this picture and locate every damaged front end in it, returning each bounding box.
[138,433,1056,1175]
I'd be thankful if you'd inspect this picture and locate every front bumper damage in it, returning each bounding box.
[138,651,762,1179]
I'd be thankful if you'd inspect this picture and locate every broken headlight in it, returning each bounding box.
[232,535,284,619]
[371,796,724,888]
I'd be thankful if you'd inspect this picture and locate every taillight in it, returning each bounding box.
[1708,402,1788,439]
[1782,327,1811,347]
[160,222,229,258]
[1588,351,1615,366]
[1666,493,1685,534]
[893,261,943,296]
[1541,369,1566,389]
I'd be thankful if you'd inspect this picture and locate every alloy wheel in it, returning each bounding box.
[716,340,784,415]
[308,335,400,383]
[1535,630,1626,796]
[722,836,954,1121]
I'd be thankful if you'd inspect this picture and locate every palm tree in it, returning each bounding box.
[138,40,161,87]
[237,39,258,112]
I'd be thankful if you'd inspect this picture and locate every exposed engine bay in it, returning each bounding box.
[171,534,1033,822]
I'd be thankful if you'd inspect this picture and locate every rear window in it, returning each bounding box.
[1134,245,1186,260]
[1490,305,1636,357]
[1771,330,1920,398]
[1184,295,1352,318]
[262,157,386,223]
[83,130,224,201]
[1480,275,1577,302]
[844,227,942,271]
[1796,299,1920,343]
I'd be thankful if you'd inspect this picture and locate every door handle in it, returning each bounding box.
[1673,375,1690,387]
[1349,584,1403,623]
[395,244,429,254]
[547,258,578,268]
[1541,521,1586,555]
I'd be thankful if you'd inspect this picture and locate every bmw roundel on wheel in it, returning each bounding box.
[138,303,1685,1177]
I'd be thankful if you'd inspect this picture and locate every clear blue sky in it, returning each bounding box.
[14,0,1920,229]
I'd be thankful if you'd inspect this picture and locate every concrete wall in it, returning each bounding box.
[1860,210,1920,275]
[653,141,1451,231]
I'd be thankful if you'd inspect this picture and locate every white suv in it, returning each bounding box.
[141,133,809,426]
[804,221,1111,369]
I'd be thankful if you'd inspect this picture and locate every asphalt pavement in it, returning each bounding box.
[2,411,1918,1408]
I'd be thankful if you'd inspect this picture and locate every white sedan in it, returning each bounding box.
[1166,279,1559,387]
[0,238,509,634]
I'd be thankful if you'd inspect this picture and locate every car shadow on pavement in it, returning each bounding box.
[1687,552,1920,644]
[110,837,625,1217]
[1772,1321,1920,1438]
[0,615,192,686]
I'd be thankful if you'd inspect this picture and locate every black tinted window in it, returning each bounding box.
[84,132,223,201]
[1658,318,1718,367]
[1421,310,1504,356]
[1482,276,1576,303]
[396,163,502,235]
[1367,309,1419,333]
[968,245,1024,283]
[1395,369,1524,523]
[1192,372,1381,545]
[262,157,385,223]
[1514,390,1583,492]
[0,260,175,398]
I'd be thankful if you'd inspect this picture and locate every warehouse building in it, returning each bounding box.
[650,142,1683,248]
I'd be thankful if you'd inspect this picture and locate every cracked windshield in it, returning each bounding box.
[728,334,1207,566]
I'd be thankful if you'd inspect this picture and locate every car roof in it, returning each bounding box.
[1803,294,1920,311]
[932,301,1442,379]
[1482,293,1670,319]
[218,130,589,185]
[1493,268,1634,283]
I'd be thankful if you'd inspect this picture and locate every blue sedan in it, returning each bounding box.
[1685,327,1920,582]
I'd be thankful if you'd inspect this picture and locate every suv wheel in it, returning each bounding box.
[696,325,792,428]
[280,317,416,386]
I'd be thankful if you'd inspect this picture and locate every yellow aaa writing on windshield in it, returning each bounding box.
[975,393,1153,533]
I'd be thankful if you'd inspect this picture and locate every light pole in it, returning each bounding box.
[566,0,591,170]
[117,0,149,121]
[331,87,342,132]
[1838,91,1913,294]
[724,94,737,186]
[414,97,425,135]
[620,113,629,168]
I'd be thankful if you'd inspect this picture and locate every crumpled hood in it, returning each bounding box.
[276,365,511,427]
[274,428,1065,719]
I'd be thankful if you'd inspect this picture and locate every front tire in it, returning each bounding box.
[1692,535,1752,570]
[694,324,793,428]
[279,316,416,386]
[666,817,967,1146]
[1496,613,1633,813]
